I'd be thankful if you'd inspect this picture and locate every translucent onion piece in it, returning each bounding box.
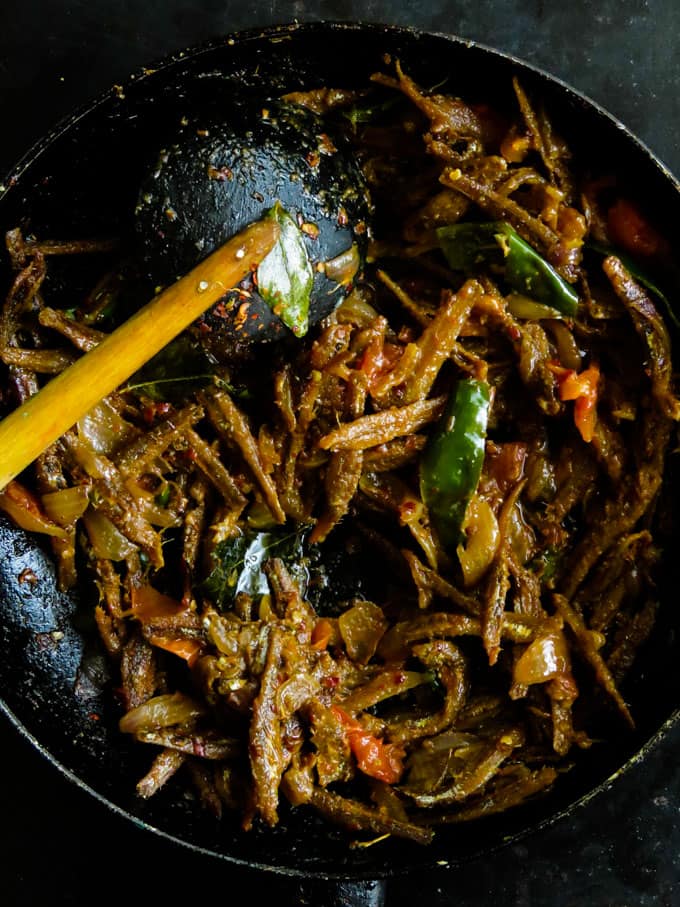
[335,286,380,328]
[41,485,89,527]
[340,669,434,711]
[338,600,388,664]
[124,478,180,528]
[324,243,361,286]
[82,509,136,560]
[506,293,563,321]
[0,480,68,539]
[78,398,136,455]
[514,632,569,685]
[457,495,500,587]
[545,319,582,371]
[119,692,206,735]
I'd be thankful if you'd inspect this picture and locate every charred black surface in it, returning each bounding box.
[135,97,370,349]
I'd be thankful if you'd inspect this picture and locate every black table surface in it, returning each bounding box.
[2,2,680,905]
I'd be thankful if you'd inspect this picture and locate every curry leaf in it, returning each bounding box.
[342,95,401,132]
[125,335,217,401]
[202,525,311,609]
[257,202,314,337]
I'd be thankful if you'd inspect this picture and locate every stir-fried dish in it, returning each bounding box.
[1,61,679,846]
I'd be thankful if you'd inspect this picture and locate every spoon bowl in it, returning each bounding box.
[135,96,371,352]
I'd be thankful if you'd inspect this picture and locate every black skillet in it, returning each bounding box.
[1,21,680,907]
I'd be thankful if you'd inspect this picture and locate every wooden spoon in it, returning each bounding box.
[0,218,278,490]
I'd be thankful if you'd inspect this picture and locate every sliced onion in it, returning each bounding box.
[457,495,500,587]
[506,293,563,321]
[68,437,114,481]
[78,398,136,455]
[514,632,570,685]
[340,669,434,711]
[545,320,582,371]
[82,509,136,560]
[335,285,380,328]
[338,600,388,664]
[119,691,206,735]
[124,478,180,528]
[41,485,89,527]
[324,243,361,286]
[0,480,68,539]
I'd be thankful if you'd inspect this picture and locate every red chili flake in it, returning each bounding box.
[318,133,337,155]
[337,207,349,227]
[234,302,250,331]
[18,568,38,586]
[89,712,101,722]
[301,222,320,239]
[192,739,207,757]
[399,500,417,517]
[207,164,234,181]
[321,675,340,690]
[305,150,321,168]
[143,401,172,425]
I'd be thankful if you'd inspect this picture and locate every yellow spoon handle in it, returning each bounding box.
[0,218,279,491]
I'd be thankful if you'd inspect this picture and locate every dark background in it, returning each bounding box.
[1,2,680,905]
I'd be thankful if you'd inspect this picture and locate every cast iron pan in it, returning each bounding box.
[1,21,680,907]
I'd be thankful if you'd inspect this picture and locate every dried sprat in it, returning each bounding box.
[1,62,677,848]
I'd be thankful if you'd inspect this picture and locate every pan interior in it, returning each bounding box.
[1,22,679,878]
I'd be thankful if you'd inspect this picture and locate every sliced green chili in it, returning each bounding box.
[419,378,490,548]
[437,221,579,317]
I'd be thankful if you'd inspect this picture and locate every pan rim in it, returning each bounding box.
[1,18,680,879]
[2,20,680,196]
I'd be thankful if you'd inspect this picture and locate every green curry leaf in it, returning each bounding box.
[257,202,314,338]
[202,525,311,609]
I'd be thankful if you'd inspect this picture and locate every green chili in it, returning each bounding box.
[437,221,579,317]
[419,378,490,548]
